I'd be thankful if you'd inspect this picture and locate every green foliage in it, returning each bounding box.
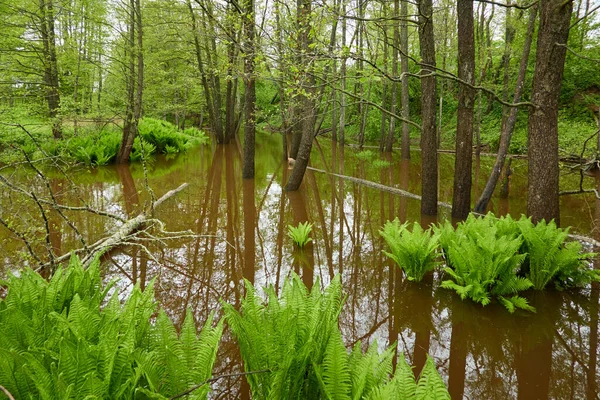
[515,216,598,290]
[0,255,223,399]
[63,129,122,166]
[287,221,313,247]
[434,213,600,312]
[137,117,208,155]
[436,214,534,313]
[380,219,440,282]
[355,150,375,161]
[223,274,450,400]
[372,159,392,169]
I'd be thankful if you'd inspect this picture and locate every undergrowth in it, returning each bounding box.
[382,213,598,313]
[0,117,209,166]
[287,221,313,248]
[223,274,450,399]
[0,255,223,399]
[380,219,440,282]
[0,256,451,399]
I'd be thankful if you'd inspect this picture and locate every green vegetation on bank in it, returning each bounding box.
[0,117,209,166]
[0,255,450,399]
[380,213,599,313]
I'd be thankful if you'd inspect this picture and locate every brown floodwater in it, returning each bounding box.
[1,133,599,399]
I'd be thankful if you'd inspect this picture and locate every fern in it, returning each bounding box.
[287,221,314,247]
[0,255,222,399]
[440,217,535,313]
[380,219,440,281]
[225,273,450,399]
[516,216,598,290]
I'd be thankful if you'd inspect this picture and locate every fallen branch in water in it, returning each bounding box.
[40,183,191,270]
[307,166,453,209]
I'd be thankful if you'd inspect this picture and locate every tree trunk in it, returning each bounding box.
[285,0,314,191]
[400,0,410,159]
[527,0,572,225]
[339,0,347,146]
[39,0,62,139]
[385,0,399,153]
[474,5,537,213]
[242,0,256,178]
[116,0,138,164]
[417,0,438,216]
[452,0,476,220]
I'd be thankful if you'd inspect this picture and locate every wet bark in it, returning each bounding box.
[452,0,476,220]
[242,0,256,179]
[474,5,537,213]
[417,0,438,215]
[527,0,572,225]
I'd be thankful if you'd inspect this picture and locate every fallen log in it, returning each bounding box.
[307,166,453,209]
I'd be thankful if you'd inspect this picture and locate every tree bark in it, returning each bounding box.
[116,0,138,164]
[385,0,399,153]
[39,0,62,139]
[417,0,438,216]
[285,0,315,191]
[400,0,411,159]
[242,0,256,178]
[452,0,476,220]
[474,5,537,213]
[527,0,572,225]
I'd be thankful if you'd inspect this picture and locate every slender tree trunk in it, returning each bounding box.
[385,0,399,153]
[379,25,389,152]
[400,0,410,159]
[39,0,62,138]
[285,0,315,191]
[417,0,438,215]
[242,0,256,178]
[339,0,347,146]
[452,0,476,220]
[527,0,572,225]
[117,0,138,164]
[474,5,537,213]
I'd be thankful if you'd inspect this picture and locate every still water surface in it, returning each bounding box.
[1,134,599,399]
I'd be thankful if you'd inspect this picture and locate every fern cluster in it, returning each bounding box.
[223,274,450,399]
[380,213,598,313]
[380,219,440,282]
[0,255,223,399]
[287,221,314,248]
[436,213,597,312]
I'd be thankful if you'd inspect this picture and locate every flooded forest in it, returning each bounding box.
[1,0,600,397]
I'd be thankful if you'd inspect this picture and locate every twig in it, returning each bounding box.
[0,216,43,267]
[169,369,271,399]
[0,385,15,400]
